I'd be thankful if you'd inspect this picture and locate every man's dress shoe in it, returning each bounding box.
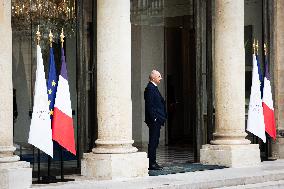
[149,163,163,170]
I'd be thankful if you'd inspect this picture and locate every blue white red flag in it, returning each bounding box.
[52,48,76,155]
[262,56,276,140]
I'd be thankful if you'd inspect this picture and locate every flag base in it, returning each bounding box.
[200,144,260,168]
[0,161,32,189]
[81,152,148,180]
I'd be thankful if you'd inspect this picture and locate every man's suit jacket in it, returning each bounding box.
[144,82,167,126]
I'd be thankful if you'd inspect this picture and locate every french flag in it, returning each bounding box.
[262,57,276,140]
[52,48,76,155]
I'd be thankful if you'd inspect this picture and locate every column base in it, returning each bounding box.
[81,152,149,180]
[200,144,260,168]
[271,138,284,159]
[0,161,32,189]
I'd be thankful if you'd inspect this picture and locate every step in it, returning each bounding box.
[32,160,284,189]
[216,180,284,189]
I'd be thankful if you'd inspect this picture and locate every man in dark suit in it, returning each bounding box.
[144,70,167,170]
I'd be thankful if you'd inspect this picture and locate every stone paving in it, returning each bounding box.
[30,160,284,189]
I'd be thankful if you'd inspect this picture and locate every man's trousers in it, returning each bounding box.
[148,124,161,165]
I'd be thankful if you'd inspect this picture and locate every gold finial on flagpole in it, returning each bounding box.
[264,43,267,56]
[60,28,65,48]
[253,39,256,55]
[36,25,41,45]
[256,40,259,55]
[49,30,53,48]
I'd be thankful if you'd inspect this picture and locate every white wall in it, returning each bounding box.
[132,25,165,146]
[141,26,165,146]
[131,0,194,147]
[131,25,143,145]
[244,0,263,109]
[244,0,263,62]
[12,36,32,144]
[66,37,78,143]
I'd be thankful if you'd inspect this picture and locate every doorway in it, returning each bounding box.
[165,16,196,148]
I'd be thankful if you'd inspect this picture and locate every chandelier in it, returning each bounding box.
[12,0,76,41]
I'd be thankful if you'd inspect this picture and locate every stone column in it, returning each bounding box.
[81,0,148,180]
[200,0,260,168]
[0,0,32,188]
[270,0,284,159]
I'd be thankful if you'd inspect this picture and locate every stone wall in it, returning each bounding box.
[271,0,284,158]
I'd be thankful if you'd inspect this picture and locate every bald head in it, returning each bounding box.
[149,70,162,85]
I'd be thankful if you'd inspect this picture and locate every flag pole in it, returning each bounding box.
[253,38,256,55]
[251,39,259,145]
[264,42,270,159]
[36,25,41,45]
[49,30,53,48]
[256,40,259,56]
[60,28,65,48]
[264,42,269,160]
[257,39,261,146]
[36,26,41,183]
[60,28,65,181]
[60,146,64,181]
[47,30,53,182]
[37,149,41,182]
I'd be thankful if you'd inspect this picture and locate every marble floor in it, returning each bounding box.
[139,145,196,166]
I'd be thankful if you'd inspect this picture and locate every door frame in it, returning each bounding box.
[193,0,206,161]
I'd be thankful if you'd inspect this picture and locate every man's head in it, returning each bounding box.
[149,70,162,85]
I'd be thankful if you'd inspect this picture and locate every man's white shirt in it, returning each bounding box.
[151,81,157,86]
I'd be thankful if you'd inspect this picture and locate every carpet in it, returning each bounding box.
[149,163,226,176]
